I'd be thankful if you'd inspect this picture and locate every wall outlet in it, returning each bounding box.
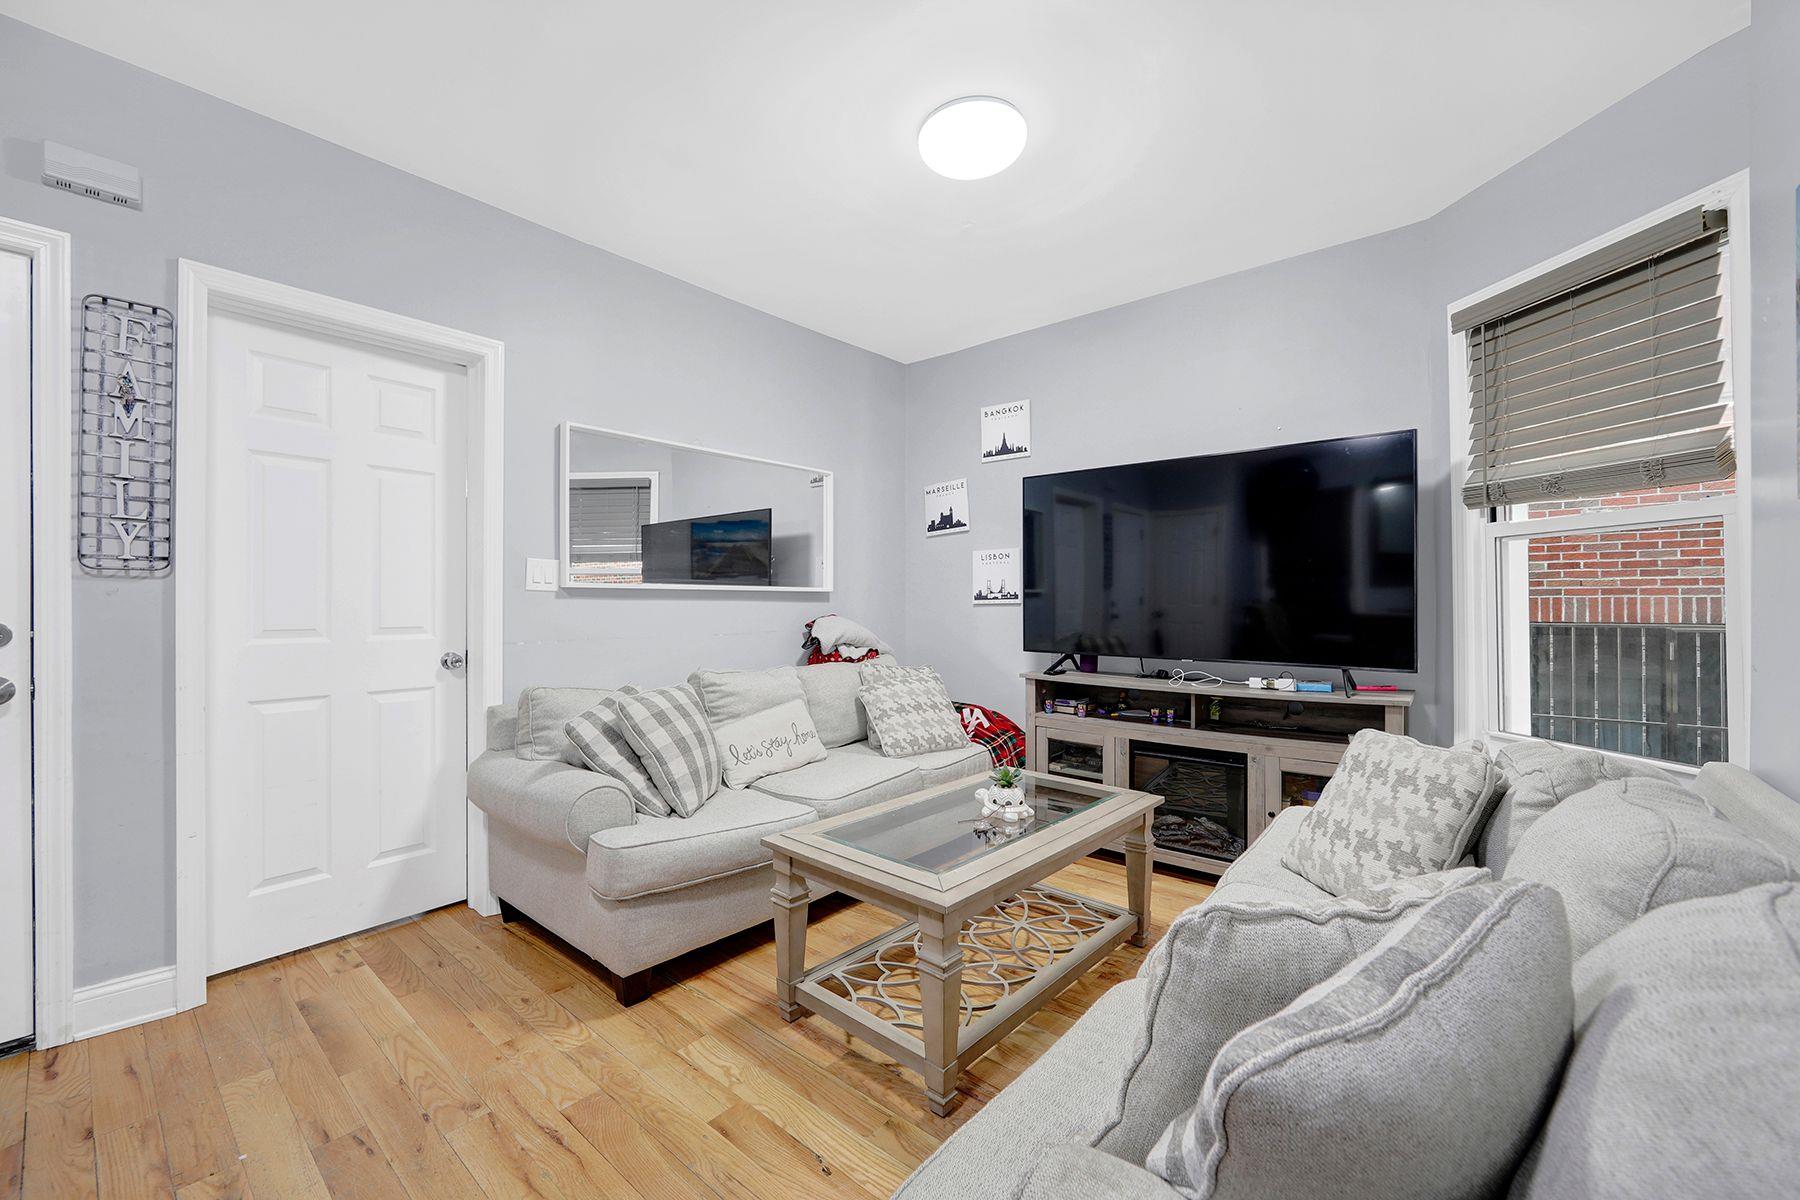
[525,558,559,591]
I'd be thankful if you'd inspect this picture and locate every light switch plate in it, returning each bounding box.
[525,557,560,591]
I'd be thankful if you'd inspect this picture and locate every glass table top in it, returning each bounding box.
[820,774,1125,874]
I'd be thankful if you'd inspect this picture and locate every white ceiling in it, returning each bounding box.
[3,1,1748,362]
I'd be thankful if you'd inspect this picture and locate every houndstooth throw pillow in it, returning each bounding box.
[564,691,666,817]
[857,664,968,757]
[1280,730,1502,896]
[612,684,722,818]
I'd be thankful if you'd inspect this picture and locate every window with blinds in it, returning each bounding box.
[568,477,653,582]
[1453,207,1732,509]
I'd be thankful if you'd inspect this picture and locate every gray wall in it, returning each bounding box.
[1745,1,1800,800]
[0,17,906,985]
[901,225,1445,732]
[901,24,1800,799]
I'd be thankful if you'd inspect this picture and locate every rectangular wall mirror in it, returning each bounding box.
[559,422,833,591]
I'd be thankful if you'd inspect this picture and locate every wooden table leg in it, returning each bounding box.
[1125,812,1155,947]
[771,855,811,1022]
[916,911,965,1116]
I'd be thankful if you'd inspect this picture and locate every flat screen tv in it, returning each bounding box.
[1022,430,1417,671]
[642,508,773,586]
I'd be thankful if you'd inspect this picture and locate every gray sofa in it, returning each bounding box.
[897,748,1800,1199]
[467,676,988,1003]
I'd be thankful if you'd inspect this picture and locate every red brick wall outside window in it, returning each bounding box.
[1525,480,1733,627]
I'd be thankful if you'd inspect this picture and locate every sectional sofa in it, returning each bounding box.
[896,743,1800,1198]
[466,664,988,1003]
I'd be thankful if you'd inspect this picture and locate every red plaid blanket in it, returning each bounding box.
[955,701,1026,770]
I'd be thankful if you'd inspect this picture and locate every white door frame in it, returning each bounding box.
[174,261,504,1012]
[1,216,75,1049]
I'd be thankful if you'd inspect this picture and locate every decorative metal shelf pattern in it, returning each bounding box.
[815,886,1114,1031]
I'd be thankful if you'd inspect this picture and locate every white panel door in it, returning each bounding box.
[207,313,468,974]
[0,250,32,1043]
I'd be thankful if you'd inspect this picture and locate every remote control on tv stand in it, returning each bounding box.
[1341,669,1399,696]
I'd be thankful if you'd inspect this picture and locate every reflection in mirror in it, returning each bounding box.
[568,470,657,583]
[559,422,832,591]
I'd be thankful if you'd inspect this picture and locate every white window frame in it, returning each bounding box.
[1447,172,1752,774]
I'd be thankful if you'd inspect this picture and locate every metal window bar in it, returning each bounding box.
[1528,623,1727,766]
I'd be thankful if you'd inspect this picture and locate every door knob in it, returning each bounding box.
[0,623,11,647]
[440,651,466,670]
[0,678,14,705]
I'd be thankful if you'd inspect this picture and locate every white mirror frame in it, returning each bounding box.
[557,420,834,592]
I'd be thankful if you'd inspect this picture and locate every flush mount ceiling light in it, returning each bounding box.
[918,97,1027,180]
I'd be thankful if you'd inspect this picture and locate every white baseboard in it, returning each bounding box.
[71,965,179,1041]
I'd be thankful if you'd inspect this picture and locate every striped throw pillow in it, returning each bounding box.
[613,684,722,818]
[563,690,666,817]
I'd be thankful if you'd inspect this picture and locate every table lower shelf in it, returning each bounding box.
[793,884,1136,1072]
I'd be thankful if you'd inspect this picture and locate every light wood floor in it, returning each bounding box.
[2,857,1212,1200]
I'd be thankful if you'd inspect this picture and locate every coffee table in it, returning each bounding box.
[762,770,1160,1115]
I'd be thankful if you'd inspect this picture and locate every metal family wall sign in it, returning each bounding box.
[78,294,174,574]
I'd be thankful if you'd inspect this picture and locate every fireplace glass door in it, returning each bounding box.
[1129,741,1248,864]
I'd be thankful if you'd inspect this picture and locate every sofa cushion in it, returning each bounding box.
[687,665,802,723]
[712,696,828,789]
[748,749,922,819]
[1097,868,1488,1165]
[585,788,815,900]
[1147,880,1571,1200]
[1208,807,1334,906]
[901,742,989,786]
[614,684,722,818]
[1281,729,1501,896]
[858,664,969,756]
[894,979,1147,1200]
[516,686,634,764]
[1505,776,1793,957]
[565,697,668,817]
[1021,1146,1182,1200]
[1513,882,1800,1199]
[836,739,988,788]
[1480,739,1673,875]
[794,662,865,748]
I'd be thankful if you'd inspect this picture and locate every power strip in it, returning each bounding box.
[1247,676,1297,691]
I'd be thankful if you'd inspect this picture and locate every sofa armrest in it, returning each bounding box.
[1021,1146,1182,1200]
[486,703,519,752]
[467,750,634,853]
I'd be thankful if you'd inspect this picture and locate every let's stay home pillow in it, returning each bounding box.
[713,698,828,789]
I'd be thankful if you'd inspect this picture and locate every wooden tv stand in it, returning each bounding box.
[1022,670,1413,875]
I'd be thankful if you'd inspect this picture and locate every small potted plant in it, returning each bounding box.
[978,765,1032,822]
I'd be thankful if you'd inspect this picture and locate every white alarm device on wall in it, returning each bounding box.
[42,141,143,209]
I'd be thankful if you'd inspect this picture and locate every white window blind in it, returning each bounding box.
[569,479,652,568]
[1453,208,1732,509]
